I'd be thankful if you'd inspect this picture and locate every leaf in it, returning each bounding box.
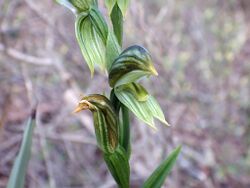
[115,83,169,129]
[142,146,182,188]
[104,146,130,188]
[74,94,119,153]
[7,110,36,188]
[117,0,130,17]
[89,7,109,44]
[56,0,97,13]
[105,0,116,14]
[56,0,78,13]
[146,96,169,126]
[106,30,121,71]
[111,3,123,46]
[105,0,129,17]
[75,8,108,76]
[109,45,158,87]
[69,0,97,11]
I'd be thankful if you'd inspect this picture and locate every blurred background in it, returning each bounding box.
[0,0,250,187]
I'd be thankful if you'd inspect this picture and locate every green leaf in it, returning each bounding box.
[56,0,78,13]
[109,45,158,87]
[117,0,130,17]
[105,0,129,17]
[69,0,97,11]
[56,0,97,13]
[105,0,116,14]
[111,3,123,46]
[115,83,169,129]
[7,110,36,188]
[106,30,121,71]
[75,8,108,76]
[142,146,182,188]
[74,94,119,153]
[89,7,109,44]
[104,146,130,188]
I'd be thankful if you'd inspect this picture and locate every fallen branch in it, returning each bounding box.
[0,43,53,66]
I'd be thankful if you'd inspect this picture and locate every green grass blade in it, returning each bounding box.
[7,110,36,188]
[142,146,182,188]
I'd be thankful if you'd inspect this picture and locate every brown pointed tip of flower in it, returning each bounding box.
[150,65,158,76]
[73,100,91,113]
[73,106,84,113]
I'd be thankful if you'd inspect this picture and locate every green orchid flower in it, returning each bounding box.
[74,94,119,153]
[74,94,130,188]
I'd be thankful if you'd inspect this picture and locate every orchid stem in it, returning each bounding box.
[120,104,131,157]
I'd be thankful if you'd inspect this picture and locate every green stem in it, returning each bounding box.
[110,90,131,157]
[108,3,131,187]
[120,105,131,157]
[110,89,121,114]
